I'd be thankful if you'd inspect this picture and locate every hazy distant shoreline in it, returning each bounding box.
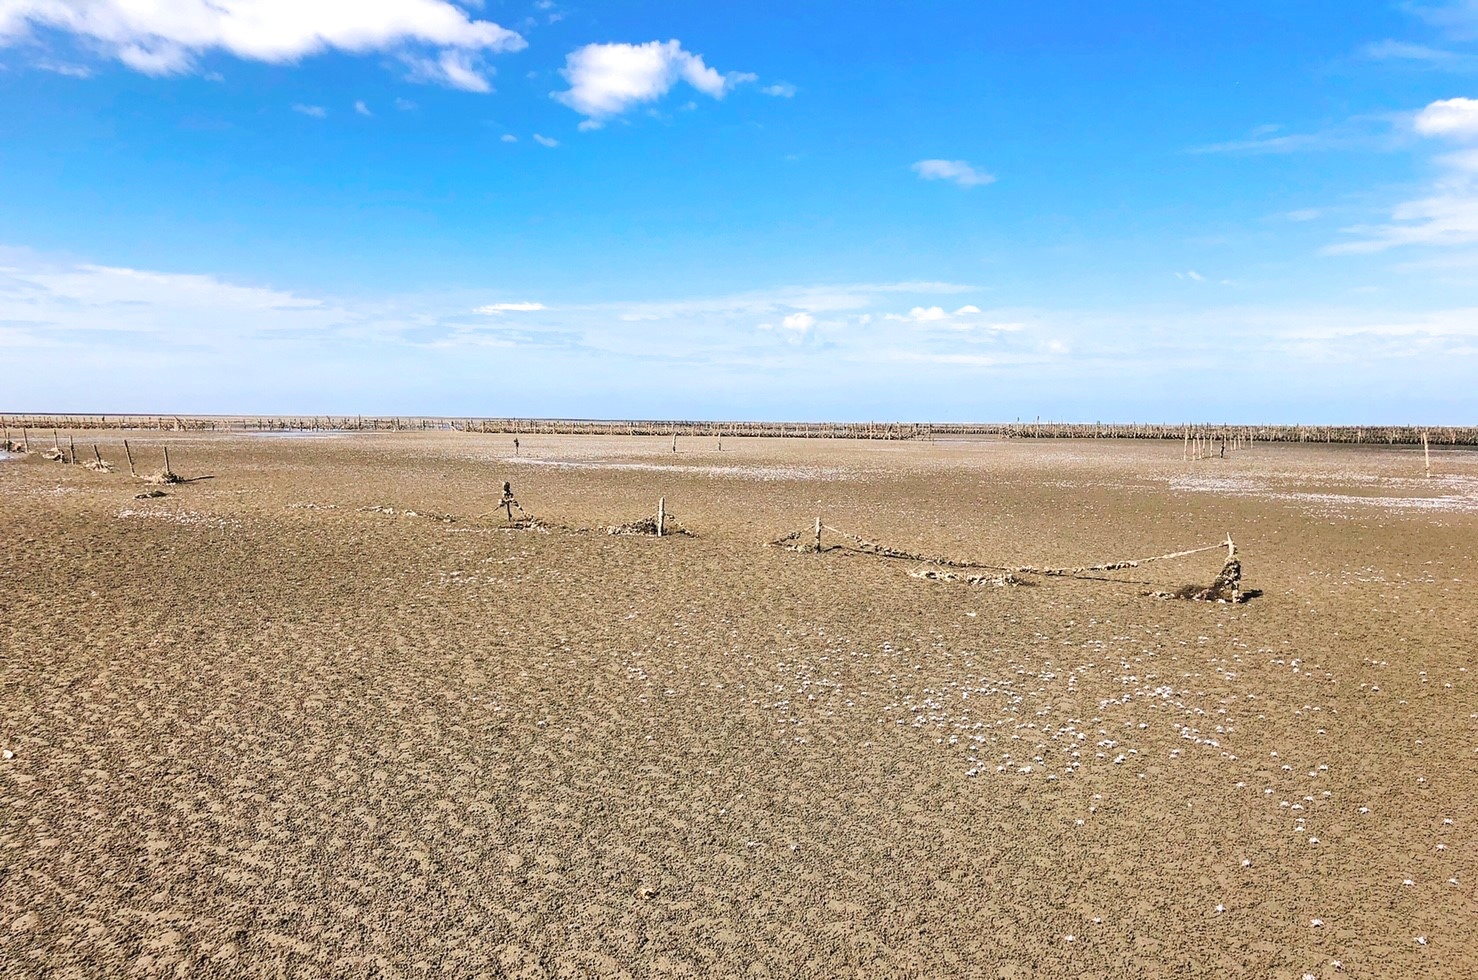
[2,414,1475,446]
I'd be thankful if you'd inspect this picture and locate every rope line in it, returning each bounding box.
[771,523,1231,583]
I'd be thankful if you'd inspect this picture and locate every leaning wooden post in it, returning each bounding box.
[69,434,77,465]
[657,496,665,537]
[163,446,172,476]
[92,444,103,467]
[22,428,30,452]
[1423,429,1431,479]
[814,517,822,553]
[671,431,678,453]
[123,439,137,477]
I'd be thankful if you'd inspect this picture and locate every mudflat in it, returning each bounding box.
[2,432,1474,979]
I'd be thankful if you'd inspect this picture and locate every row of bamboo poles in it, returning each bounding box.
[2,416,1474,445]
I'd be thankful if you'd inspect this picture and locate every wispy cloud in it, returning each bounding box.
[292,103,326,118]
[474,302,547,313]
[1331,96,1478,253]
[532,133,559,147]
[34,60,92,78]
[761,82,796,97]
[0,0,525,90]
[911,159,996,187]
[402,49,494,93]
[3,247,1474,417]
[1189,126,1344,155]
[1410,1,1478,41]
[552,40,754,124]
[1360,39,1476,68]
[354,100,372,117]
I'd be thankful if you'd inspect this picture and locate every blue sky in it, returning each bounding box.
[2,1,1477,421]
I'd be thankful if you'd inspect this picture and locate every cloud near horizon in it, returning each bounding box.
[3,247,1475,420]
[0,0,525,91]
[474,302,547,313]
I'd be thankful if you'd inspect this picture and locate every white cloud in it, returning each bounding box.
[552,40,752,121]
[1330,186,1478,253]
[5,246,1476,418]
[1412,1,1478,41]
[1332,97,1478,253]
[0,252,344,345]
[780,311,815,332]
[394,97,418,111]
[1176,270,1205,281]
[35,59,90,77]
[354,100,371,116]
[1286,208,1321,222]
[1360,39,1478,69]
[0,0,524,90]
[1438,146,1478,170]
[1414,97,1478,139]
[402,48,493,93]
[761,82,796,97]
[474,301,546,313]
[501,133,517,143]
[292,103,325,118]
[911,159,996,188]
[533,133,558,147]
[883,304,1002,326]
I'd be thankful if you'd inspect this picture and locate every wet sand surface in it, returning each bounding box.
[2,433,1475,978]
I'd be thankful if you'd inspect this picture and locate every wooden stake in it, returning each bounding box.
[814,516,822,553]
[69,434,77,465]
[1225,533,1236,559]
[23,428,30,452]
[657,496,665,537]
[124,439,136,477]
[1423,429,1431,479]
[163,446,172,476]
[672,431,678,453]
[92,444,103,466]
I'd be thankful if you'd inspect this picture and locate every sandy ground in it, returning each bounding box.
[1,432,1475,979]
